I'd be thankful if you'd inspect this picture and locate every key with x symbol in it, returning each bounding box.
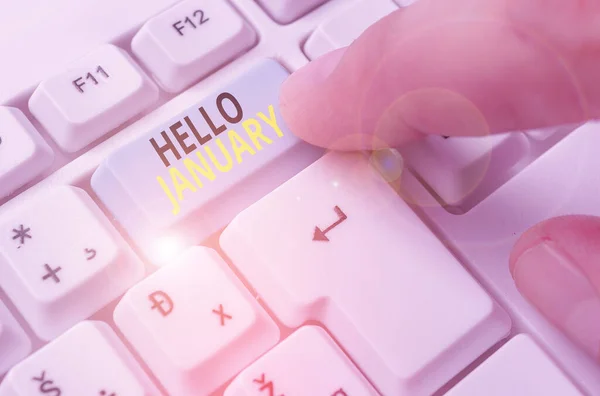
[114,247,279,396]
[212,304,232,326]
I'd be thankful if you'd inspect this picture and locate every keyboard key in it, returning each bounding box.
[225,326,378,396]
[0,107,53,200]
[0,321,159,395]
[220,152,511,395]
[446,335,582,395]
[0,0,178,104]
[394,0,419,6]
[525,124,578,142]
[256,0,330,24]
[0,300,31,375]
[0,186,144,340]
[91,60,322,264]
[114,246,279,396]
[304,0,398,60]
[132,0,257,93]
[29,44,159,152]
[421,122,600,393]
[400,133,530,211]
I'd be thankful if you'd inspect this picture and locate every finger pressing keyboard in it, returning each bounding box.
[220,152,512,395]
[0,186,144,340]
[91,59,323,264]
[114,247,279,396]
[0,321,159,395]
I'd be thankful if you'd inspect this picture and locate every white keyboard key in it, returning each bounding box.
[91,60,322,264]
[0,0,178,104]
[29,44,159,152]
[0,186,144,340]
[0,300,31,375]
[400,133,530,210]
[304,0,398,60]
[446,335,582,396]
[226,326,378,396]
[394,0,419,6]
[133,0,257,93]
[114,246,279,396]
[526,127,561,141]
[256,0,330,24]
[525,124,578,142]
[220,152,511,396]
[420,122,600,393]
[0,321,159,396]
[0,107,53,200]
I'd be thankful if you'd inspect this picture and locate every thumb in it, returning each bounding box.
[510,215,600,360]
[280,0,600,150]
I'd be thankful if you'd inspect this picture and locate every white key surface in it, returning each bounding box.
[220,152,511,395]
[0,321,159,396]
[256,0,330,24]
[400,133,530,210]
[304,0,398,60]
[225,326,378,396]
[394,0,419,6]
[0,186,144,340]
[446,335,582,396]
[420,122,600,393]
[133,0,257,93]
[0,300,31,376]
[0,0,178,104]
[91,59,322,264]
[114,246,279,396]
[29,44,158,153]
[0,107,53,200]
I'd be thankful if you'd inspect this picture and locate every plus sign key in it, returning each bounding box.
[0,186,144,340]
[114,247,279,396]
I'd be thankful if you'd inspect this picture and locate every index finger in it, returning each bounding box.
[280,0,600,150]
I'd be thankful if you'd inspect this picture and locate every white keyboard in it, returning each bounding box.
[0,0,596,395]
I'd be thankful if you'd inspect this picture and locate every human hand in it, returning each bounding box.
[280,0,600,359]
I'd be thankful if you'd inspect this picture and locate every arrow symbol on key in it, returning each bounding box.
[313,206,347,242]
[85,248,97,261]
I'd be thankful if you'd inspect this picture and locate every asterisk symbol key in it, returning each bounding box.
[12,225,31,246]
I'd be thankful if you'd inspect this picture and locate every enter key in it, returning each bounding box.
[91,59,323,264]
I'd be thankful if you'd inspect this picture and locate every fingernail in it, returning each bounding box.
[513,241,600,358]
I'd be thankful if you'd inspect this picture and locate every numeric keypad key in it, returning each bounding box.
[0,186,144,340]
[29,44,159,152]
